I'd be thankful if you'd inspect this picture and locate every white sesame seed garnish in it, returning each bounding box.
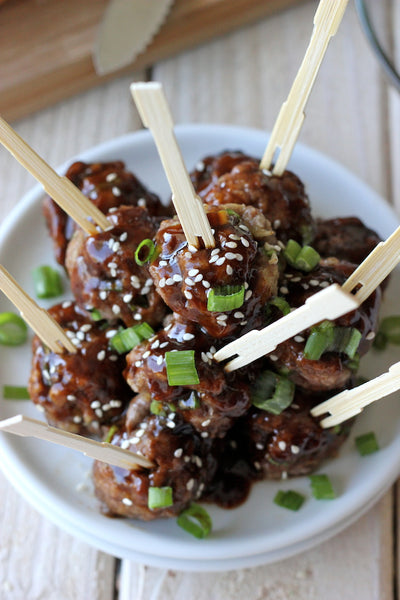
[273,219,281,229]
[110,400,122,407]
[291,445,300,454]
[281,471,288,480]
[245,290,252,300]
[269,354,278,361]
[201,419,211,427]
[215,256,226,266]
[211,248,220,256]
[226,265,233,275]
[235,253,243,261]
[366,331,375,341]
[137,198,147,207]
[244,282,249,289]
[121,440,130,449]
[225,241,237,249]
[156,355,164,366]
[112,186,121,197]
[302,283,309,290]
[185,278,195,286]
[80,324,92,332]
[122,497,133,506]
[209,255,219,264]
[142,350,150,359]
[196,160,205,171]
[184,290,193,300]
[201,352,209,363]
[71,338,81,347]
[133,313,142,321]
[109,355,118,361]
[294,335,305,343]
[106,172,117,182]
[309,279,319,287]
[97,350,106,361]
[234,311,244,319]
[119,232,128,242]
[188,268,199,277]
[278,440,287,451]
[73,416,82,423]
[112,304,121,315]
[202,280,210,288]
[256,443,264,450]
[240,320,248,326]
[151,340,160,349]
[166,278,175,286]
[183,333,195,341]
[159,260,168,267]
[280,287,289,294]
[91,400,101,409]
[160,342,169,348]
[174,448,183,458]
[166,420,175,429]
[62,301,72,308]
[292,277,301,282]
[95,408,103,418]
[141,286,150,295]
[135,360,142,367]
[123,293,133,303]
[105,329,118,339]
[173,274,183,282]
[186,478,195,491]
[76,331,85,341]
[240,237,250,247]
[201,431,209,438]
[159,278,166,288]
[225,252,237,260]
[99,291,108,300]
[209,346,216,354]
[194,273,203,283]
[217,314,228,321]
[67,394,76,401]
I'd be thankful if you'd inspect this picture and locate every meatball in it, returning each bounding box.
[124,315,252,438]
[313,217,381,265]
[65,205,167,327]
[191,151,315,244]
[93,412,216,520]
[244,386,353,479]
[43,160,170,266]
[28,302,132,436]
[149,205,279,338]
[269,258,381,391]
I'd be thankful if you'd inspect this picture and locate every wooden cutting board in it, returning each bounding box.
[0,0,307,122]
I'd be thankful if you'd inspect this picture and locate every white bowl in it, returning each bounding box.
[0,124,399,571]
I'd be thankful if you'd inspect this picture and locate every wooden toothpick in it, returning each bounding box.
[130,82,215,249]
[0,415,153,470]
[214,284,358,371]
[260,0,349,175]
[311,361,400,428]
[0,265,76,354]
[0,116,110,235]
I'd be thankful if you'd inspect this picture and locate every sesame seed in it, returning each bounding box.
[133,313,142,321]
[119,232,128,242]
[137,198,147,207]
[106,172,117,182]
[202,280,210,288]
[225,252,237,260]
[166,278,175,286]
[135,360,142,367]
[97,350,106,361]
[160,342,169,348]
[294,335,305,343]
[240,320,248,326]
[302,283,309,290]
[245,290,253,300]
[105,329,118,338]
[235,254,244,262]
[67,394,76,401]
[174,448,183,458]
[122,497,133,506]
[201,352,209,363]
[194,273,203,283]
[183,333,195,341]
[109,355,118,361]
[185,278,195,286]
[211,248,220,256]
[225,241,237,249]
[123,294,133,303]
[80,324,92,332]
[226,265,233,275]
[95,408,103,418]
[121,440,130,449]
[188,268,199,277]
[156,355,164,366]
[291,445,300,454]
[112,186,121,196]
[186,478,195,491]
[166,420,175,429]
[112,241,120,252]
[273,219,281,229]
[278,441,287,451]
[110,400,122,407]
[196,160,205,171]
[142,351,150,359]
[292,277,301,282]
[151,340,160,349]
[201,432,209,438]
[173,274,183,282]
[320,281,330,288]
[99,291,108,300]
[73,416,82,423]
[110,269,117,278]
[366,331,375,341]
[91,400,101,409]
[309,279,319,287]
[240,237,250,247]
[215,256,226,266]
[254,461,261,470]
[159,278,166,288]
[256,443,264,450]
[159,260,168,267]
[62,301,72,308]
[209,346,216,354]
[141,286,150,295]
[76,331,85,341]
[112,304,121,315]
[269,354,278,361]
[234,311,245,319]
[184,290,193,300]
[201,419,211,427]
[244,282,249,289]
[209,255,219,264]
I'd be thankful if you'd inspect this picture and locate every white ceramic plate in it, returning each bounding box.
[0,124,399,571]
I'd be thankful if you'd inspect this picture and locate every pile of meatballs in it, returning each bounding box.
[27,150,383,521]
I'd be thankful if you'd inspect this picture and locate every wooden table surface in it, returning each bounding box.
[0,1,399,598]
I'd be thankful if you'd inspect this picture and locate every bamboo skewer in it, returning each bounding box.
[342,225,400,303]
[130,82,215,249]
[311,361,400,428]
[0,265,76,354]
[0,415,153,470]
[0,116,110,235]
[213,284,358,371]
[260,0,349,175]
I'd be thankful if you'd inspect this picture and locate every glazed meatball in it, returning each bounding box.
[313,217,381,265]
[28,302,132,436]
[149,205,279,338]
[191,151,315,244]
[43,161,170,266]
[65,205,167,327]
[124,315,252,438]
[93,412,216,520]
[268,258,381,391]
[244,386,353,480]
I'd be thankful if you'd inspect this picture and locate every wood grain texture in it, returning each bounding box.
[0,0,307,122]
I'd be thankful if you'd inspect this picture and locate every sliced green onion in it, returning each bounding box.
[309,474,336,500]
[207,284,245,312]
[0,312,28,346]
[110,322,155,354]
[265,297,291,323]
[355,431,379,456]
[148,486,173,510]
[150,400,164,415]
[32,265,63,299]
[165,350,200,386]
[283,239,320,272]
[274,490,305,511]
[378,315,400,344]
[90,308,104,322]
[226,209,241,219]
[251,370,295,415]
[177,503,212,539]
[3,385,30,400]
[304,321,362,361]
[104,424,118,444]
[134,239,156,266]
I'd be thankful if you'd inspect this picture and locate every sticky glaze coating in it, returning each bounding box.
[43,161,170,266]
[190,151,315,244]
[313,217,381,265]
[28,302,132,436]
[269,258,381,391]
[149,205,279,338]
[124,315,252,438]
[243,386,353,479]
[93,412,216,520]
[65,205,167,327]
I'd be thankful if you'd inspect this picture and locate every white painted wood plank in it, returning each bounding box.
[0,72,145,599]
[119,493,393,600]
